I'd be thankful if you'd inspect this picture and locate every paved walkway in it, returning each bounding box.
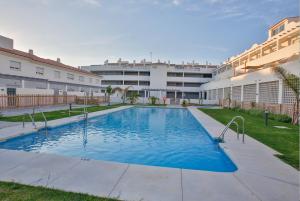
[0,106,298,201]
[0,121,22,129]
[0,104,94,117]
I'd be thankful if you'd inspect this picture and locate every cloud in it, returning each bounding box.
[81,0,101,7]
[172,0,182,6]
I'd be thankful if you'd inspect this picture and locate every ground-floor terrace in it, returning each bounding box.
[0,73,103,96]
[0,105,298,201]
[200,59,299,117]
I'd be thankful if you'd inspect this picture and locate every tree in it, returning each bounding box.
[112,86,132,104]
[127,92,139,104]
[273,66,299,125]
[106,85,113,106]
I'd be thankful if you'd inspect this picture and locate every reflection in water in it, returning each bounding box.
[82,119,88,150]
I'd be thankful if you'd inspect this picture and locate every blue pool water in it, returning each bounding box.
[0,107,237,172]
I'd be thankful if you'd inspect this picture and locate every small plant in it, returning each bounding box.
[231,107,292,123]
[250,102,256,108]
[127,92,139,104]
[149,96,158,105]
[182,99,187,107]
[106,85,113,106]
[162,96,167,105]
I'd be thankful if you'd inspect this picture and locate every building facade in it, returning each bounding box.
[0,36,102,97]
[81,60,217,104]
[200,17,300,115]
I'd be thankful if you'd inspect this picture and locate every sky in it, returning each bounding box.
[0,0,298,67]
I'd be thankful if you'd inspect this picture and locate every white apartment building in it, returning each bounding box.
[200,17,300,115]
[81,60,217,104]
[0,35,102,97]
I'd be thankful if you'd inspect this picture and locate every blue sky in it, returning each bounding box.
[0,0,298,66]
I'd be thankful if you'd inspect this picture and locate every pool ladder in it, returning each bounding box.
[22,109,48,130]
[23,113,37,129]
[217,116,245,143]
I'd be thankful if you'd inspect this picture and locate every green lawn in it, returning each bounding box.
[200,108,299,170]
[0,104,123,122]
[0,181,118,201]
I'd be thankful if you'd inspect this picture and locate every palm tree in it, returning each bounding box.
[106,85,113,106]
[127,92,139,104]
[112,86,132,104]
[273,66,299,125]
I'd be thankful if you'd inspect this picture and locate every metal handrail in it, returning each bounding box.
[23,113,37,129]
[219,116,245,143]
[231,121,239,139]
[40,111,48,129]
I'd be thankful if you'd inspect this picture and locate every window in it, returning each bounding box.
[167,72,183,77]
[184,73,202,78]
[139,71,150,76]
[79,76,85,82]
[184,82,201,87]
[124,80,138,85]
[93,71,123,75]
[203,74,212,78]
[36,67,44,76]
[124,71,138,76]
[271,24,285,36]
[101,80,123,85]
[139,81,150,86]
[67,73,74,80]
[167,82,183,87]
[54,71,61,79]
[10,61,21,71]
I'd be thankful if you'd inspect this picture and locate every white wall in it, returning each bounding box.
[16,88,54,95]
[0,53,101,87]
[200,59,300,91]
[0,35,13,49]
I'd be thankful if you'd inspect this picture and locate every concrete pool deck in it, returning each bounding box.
[0,106,298,201]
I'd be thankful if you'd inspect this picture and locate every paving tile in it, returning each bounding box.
[0,150,40,174]
[182,169,259,201]
[234,171,299,201]
[49,159,128,197]
[0,153,81,186]
[110,164,182,201]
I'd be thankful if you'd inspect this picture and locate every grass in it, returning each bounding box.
[0,104,123,122]
[0,181,119,201]
[200,108,299,170]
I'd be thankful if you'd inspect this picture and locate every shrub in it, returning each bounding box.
[182,100,187,107]
[269,113,292,123]
[231,107,292,123]
[149,96,158,105]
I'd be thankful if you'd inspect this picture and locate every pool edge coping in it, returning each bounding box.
[0,105,134,142]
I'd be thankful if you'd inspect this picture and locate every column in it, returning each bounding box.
[21,80,25,88]
[278,79,283,104]
[256,80,259,103]
[241,85,244,102]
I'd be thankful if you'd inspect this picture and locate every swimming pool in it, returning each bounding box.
[0,107,237,172]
